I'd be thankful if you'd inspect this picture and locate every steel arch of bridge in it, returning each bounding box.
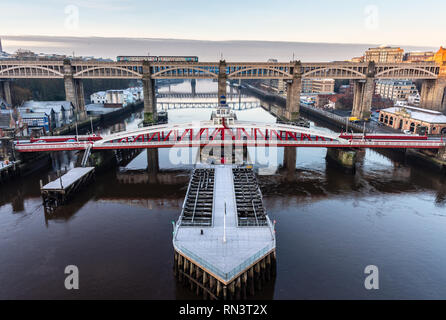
[157,101,261,110]
[151,65,219,78]
[227,66,292,79]
[374,66,439,79]
[0,65,64,78]
[302,66,367,79]
[95,121,342,144]
[73,66,142,78]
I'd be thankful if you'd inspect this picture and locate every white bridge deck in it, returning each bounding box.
[173,165,275,284]
[41,167,95,191]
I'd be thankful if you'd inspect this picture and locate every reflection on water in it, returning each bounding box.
[1,80,446,299]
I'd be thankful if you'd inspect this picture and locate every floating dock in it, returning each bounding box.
[0,161,19,183]
[40,167,95,210]
[173,165,276,300]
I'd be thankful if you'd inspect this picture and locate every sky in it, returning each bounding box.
[0,0,445,47]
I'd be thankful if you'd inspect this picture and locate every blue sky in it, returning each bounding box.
[1,0,445,46]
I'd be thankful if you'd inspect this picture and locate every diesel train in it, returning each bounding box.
[116,56,199,62]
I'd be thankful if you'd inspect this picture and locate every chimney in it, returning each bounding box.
[0,38,3,52]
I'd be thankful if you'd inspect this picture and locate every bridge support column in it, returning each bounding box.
[283,147,296,176]
[143,61,157,125]
[326,148,357,173]
[191,79,196,96]
[147,148,159,175]
[1,80,12,106]
[285,61,302,121]
[352,62,375,120]
[75,79,85,115]
[436,147,446,162]
[218,60,227,103]
[420,78,446,111]
[351,77,374,120]
[64,59,86,119]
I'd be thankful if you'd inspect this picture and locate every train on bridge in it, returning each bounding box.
[116,56,199,62]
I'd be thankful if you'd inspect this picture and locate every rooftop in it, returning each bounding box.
[382,106,446,124]
[21,101,73,113]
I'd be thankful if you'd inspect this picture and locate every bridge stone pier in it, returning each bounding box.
[351,62,375,120]
[285,61,302,121]
[218,60,227,101]
[326,148,358,173]
[420,78,446,111]
[283,147,297,177]
[146,148,160,182]
[0,80,12,106]
[191,79,196,96]
[63,60,85,119]
[143,61,157,124]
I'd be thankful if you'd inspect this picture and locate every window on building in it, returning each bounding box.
[410,123,415,132]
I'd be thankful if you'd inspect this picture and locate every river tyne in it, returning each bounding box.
[1,80,446,300]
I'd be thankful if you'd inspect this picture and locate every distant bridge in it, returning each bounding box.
[156,93,249,99]
[157,101,261,111]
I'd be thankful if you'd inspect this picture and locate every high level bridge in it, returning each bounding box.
[1,59,445,122]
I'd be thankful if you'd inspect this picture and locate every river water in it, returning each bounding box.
[1,80,446,300]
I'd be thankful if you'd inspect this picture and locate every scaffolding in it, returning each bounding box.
[232,167,267,227]
[180,168,215,226]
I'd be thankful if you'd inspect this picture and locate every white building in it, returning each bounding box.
[20,101,74,127]
[408,93,421,106]
[90,87,143,107]
[375,79,418,102]
[90,91,106,104]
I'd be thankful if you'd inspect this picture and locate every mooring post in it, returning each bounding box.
[255,263,262,291]
[202,272,208,299]
[58,170,63,189]
[249,267,255,296]
[173,252,178,276]
[189,263,194,290]
[195,267,200,296]
[236,277,241,300]
[216,281,222,298]
[209,276,215,297]
[242,272,248,300]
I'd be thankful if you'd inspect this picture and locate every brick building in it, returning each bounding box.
[379,106,446,135]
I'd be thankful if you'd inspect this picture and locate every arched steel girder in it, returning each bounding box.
[0,65,64,78]
[95,121,346,145]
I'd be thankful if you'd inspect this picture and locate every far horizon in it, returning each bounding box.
[0,35,440,62]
